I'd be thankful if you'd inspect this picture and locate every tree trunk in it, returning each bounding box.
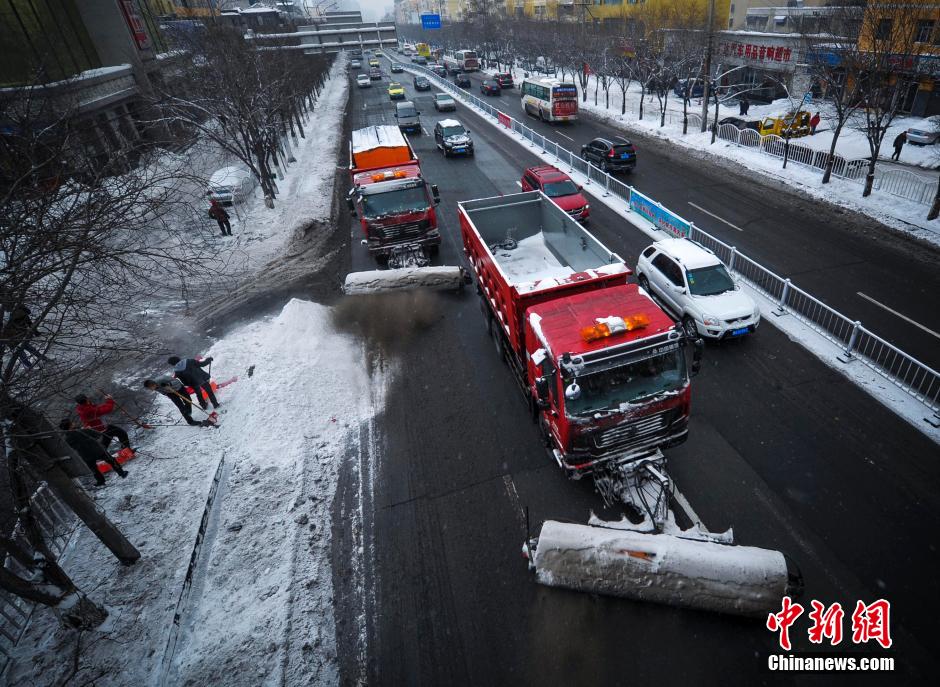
[928,172,940,220]
[783,134,791,168]
[638,86,645,120]
[683,96,689,135]
[863,156,877,197]
[822,119,845,184]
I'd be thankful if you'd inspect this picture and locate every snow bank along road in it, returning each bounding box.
[341,55,940,684]
[448,62,940,375]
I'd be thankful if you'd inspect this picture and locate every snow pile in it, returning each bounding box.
[532,520,789,617]
[494,233,574,284]
[6,298,380,686]
[351,124,407,153]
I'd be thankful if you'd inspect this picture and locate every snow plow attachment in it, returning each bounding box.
[528,521,799,617]
[343,265,469,295]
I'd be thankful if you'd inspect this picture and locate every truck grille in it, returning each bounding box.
[592,410,671,452]
[375,220,428,241]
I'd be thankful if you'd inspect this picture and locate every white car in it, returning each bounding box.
[356,74,371,88]
[206,165,256,213]
[635,238,760,340]
[351,59,362,69]
[906,126,940,145]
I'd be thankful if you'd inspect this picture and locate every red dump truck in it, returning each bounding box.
[459,191,702,490]
[348,125,441,265]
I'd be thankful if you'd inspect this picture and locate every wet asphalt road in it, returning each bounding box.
[335,57,940,686]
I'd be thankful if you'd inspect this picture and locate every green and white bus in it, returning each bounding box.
[520,78,579,123]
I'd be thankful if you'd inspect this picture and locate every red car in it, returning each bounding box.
[520,165,589,221]
[480,80,501,96]
[494,72,514,89]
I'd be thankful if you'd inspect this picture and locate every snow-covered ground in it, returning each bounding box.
[4,56,362,687]
[6,300,382,686]
[482,65,940,243]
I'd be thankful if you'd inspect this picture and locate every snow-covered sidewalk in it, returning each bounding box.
[6,300,381,686]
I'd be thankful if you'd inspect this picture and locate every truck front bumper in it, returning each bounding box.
[367,230,441,256]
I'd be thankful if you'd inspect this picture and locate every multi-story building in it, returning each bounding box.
[727,0,831,31]
[0,0,183,168]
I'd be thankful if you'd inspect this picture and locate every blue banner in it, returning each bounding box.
[629,190,691,238]
[420,14,441,30]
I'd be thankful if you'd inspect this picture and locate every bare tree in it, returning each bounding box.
[0,72,218,625]
[849,4,925,197]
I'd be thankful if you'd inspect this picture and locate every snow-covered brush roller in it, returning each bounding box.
[344,124,468,296]
[526,520,803,618]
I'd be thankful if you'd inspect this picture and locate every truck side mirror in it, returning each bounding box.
[534,376,550,408]
[431,184,440,203]
[346,190,357,216]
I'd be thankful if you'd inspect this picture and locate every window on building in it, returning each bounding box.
[0,0,101,86]
[916,19,935,44]
[876,18,892,40]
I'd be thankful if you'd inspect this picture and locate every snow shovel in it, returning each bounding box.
[527,520,801,618]
[99,389,153,429]
[168,389,219,425]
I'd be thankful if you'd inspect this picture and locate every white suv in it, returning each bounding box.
[635,238,760,340]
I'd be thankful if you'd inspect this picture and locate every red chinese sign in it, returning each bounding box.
[767,598,893,650]
[721,42,792,63]
[120,0,151,51]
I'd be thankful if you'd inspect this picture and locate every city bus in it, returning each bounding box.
[444,49,480,73]
[520,77,579,122]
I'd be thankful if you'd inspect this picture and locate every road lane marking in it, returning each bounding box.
[687,202,744,232]
[556,131,575,142]
[857,292,940,340]
[422,127,430,136]
[515,180,522,188]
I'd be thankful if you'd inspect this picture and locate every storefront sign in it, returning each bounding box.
[720,42,792,63]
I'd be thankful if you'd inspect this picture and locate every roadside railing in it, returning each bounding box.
[1,483,77,674]
[393,56,940,425]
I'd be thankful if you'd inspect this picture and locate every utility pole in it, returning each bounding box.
[700,0,716,132]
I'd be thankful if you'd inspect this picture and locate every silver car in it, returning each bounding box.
[906,127,940,145]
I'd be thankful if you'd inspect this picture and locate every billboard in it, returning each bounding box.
[629,190,692,238]
[421,13,441,30]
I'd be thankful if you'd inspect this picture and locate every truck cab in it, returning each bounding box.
[525,288,691,473]
[349,126,441,260]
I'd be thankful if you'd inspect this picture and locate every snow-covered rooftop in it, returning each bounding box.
[351,125,406,153]
[656,238,721,269]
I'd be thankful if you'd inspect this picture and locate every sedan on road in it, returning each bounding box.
[390,63,404,74]
[635,238,760,340]
[433,93,457,112]
[388,82,405,100]
[494,73,514,89]
[580,137,636,174]
[480,80,501,96]
[413,75,431,91]
[521,164,589,221]
[356,74,371,88]
[429,64,447,78]
[369,67,382,81]
[351,59,362,69]
[454,72,472,88]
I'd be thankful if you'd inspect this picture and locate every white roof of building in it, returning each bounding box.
[655,238,721,269]
[351,125,406,153]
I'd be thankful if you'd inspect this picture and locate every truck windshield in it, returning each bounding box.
[542,180,579,198]
[686,264,734,296]
[566,349,686,416]
[361,186,428,218]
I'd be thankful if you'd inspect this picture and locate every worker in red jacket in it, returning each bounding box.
[74,394,132,452]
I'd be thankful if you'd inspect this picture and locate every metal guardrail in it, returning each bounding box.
[1,483,77,674]
[389,55,940,425]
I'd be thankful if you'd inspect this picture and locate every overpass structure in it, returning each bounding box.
[249,20,398,54]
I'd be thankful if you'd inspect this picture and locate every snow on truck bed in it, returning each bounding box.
[351,124,406,153]
[493,233,575,284]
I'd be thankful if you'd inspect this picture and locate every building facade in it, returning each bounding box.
[0,0,185,168]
